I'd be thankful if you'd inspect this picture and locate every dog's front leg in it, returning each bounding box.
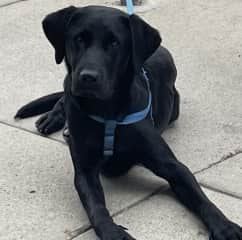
[136,122,242,240]
[69,143,136,240]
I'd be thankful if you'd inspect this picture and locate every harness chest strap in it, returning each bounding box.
[89,68,154,160]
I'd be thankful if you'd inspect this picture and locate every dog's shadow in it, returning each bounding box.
[101,166,168,199]
[101,125,179,197]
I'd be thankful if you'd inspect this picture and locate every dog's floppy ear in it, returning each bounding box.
[42,6,77,64]
[129,14,161,72]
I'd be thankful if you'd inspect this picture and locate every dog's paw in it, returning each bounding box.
[99,223,136,240]
[209,221,242,240]
[35,112,65,135]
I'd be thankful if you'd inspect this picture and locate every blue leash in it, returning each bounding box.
[126,0,134,15]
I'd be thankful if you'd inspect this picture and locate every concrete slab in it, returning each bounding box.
[0,0,242,173]
[0,123,165,240]
[198,153,242,198]
[77,188,242,240]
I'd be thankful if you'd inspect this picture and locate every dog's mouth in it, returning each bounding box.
[71,85,114,101]
[79,91,97,99]
[72,89,98,99]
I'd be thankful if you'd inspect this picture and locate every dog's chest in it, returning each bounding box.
[111,124,140,156]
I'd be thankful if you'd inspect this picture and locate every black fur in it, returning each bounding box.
[15,91,63,119]
[16,6,242,240]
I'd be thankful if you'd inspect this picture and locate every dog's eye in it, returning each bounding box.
[76,35,84,43]
[110,39,119,48]
[75,32,86,45]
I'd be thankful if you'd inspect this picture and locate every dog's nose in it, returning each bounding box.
[80,69,99,84]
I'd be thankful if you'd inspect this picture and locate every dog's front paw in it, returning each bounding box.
[209,221,242,240]
[98,223,136,240]
[35,112,65,135]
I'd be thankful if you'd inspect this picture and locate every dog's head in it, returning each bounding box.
[43,6,161,100]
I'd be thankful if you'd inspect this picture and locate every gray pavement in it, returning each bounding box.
[0,0,241,239]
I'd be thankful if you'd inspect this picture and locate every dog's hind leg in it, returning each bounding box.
[36,96,66,135]
[169,87,180,124]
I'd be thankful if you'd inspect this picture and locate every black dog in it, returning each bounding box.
[15,6,242,240]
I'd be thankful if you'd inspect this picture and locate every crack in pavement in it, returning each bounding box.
[194,148,242,175]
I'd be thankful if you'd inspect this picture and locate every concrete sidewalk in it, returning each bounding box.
[0,0,241,239]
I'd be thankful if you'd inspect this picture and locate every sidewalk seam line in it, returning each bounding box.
[194,148,242,175]
[0,0,28,8]
[200,183,242,200]
[0,121,67,146]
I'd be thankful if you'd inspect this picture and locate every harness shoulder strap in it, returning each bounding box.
[103,120,117,160]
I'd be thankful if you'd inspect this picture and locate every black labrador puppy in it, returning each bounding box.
[15,6,242,240]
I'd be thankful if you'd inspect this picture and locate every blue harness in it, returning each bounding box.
[88,1,154,160]
[88,68,154,160]
[65,2,153,160]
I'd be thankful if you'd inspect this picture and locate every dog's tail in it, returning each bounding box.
[14,91,64,119]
